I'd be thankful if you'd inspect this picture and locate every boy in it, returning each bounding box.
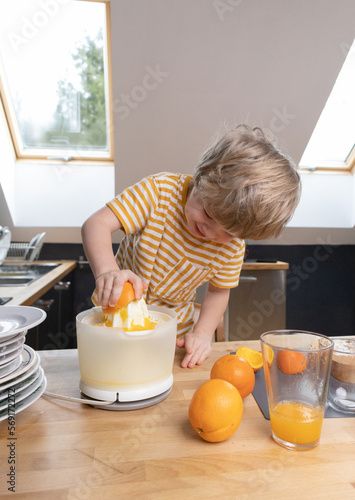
[82,125,301,368]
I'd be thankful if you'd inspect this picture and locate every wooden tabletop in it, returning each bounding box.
[0,260,77,306]
[0,340,354,499]
[242,260,289,270]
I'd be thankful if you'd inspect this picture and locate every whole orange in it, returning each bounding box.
[210,354,255,399]
[102,282,135,314]
[276,350,307,374]
[188,379,243,442]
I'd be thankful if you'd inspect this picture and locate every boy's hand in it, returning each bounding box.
[176,332,212,368]
[95,269,147,308]
[176,285,229,368]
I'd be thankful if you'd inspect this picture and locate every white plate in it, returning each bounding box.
[0,345,23,366]
[0,367,44,411]
[0,366,42,402]
[0,306,46,340]
[0,345,37,384]
[0,351,40,393]
[0,331,26,347]
[0,334,25,356]
[0,355,22,379]
[0,375,47,421]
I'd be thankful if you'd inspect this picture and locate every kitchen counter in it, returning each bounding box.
[0,340,354,498]
[0,260,286,307]
[0,260,77,306]
[242,259,289,270]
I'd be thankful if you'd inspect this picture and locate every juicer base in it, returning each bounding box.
[80,374,173,403]
[80,386,172,411]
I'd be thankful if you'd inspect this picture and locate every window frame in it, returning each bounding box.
[298,36,355,175]
[0,0,113,164]
[298,151,355,174]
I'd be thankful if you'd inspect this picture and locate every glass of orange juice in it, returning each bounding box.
[260,330,333,451]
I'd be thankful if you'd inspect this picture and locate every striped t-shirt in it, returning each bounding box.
[107,172,245,335]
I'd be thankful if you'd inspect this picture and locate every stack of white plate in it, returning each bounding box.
[0,306,47,421]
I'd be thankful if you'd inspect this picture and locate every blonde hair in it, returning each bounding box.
[192,125,301,240]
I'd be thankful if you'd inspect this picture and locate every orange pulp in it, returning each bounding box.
[270,401,323,445]
[104,314,158,331]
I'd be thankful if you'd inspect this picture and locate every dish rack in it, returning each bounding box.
[5,232,46,262]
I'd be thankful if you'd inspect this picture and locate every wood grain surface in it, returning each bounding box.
[241,260,289,271]
[0,340,354,499]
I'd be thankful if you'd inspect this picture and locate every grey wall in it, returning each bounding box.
[110,0,355,245]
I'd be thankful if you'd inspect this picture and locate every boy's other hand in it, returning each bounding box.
[176,332,212,368]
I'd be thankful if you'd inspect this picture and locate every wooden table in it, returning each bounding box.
[0,260,77,306]
[1,341,354,499]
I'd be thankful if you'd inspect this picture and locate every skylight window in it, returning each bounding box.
[299,37,355,172]
[0,0,112,162]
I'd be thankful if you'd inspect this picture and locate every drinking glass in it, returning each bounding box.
[260,330,333,451]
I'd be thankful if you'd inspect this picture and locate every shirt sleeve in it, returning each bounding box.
[107,176,159,234]
[209,239,245,289]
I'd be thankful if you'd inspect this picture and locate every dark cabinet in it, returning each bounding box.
[228,269,286,341]
[26,271,76,350]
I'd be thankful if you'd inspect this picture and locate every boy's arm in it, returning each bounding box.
[194,284,230,338]
[177,284,230,368]
[82,206,122,279]
[81,206,146,307]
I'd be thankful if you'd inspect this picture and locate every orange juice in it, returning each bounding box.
[102,315,159,331]
[270,401,323,445]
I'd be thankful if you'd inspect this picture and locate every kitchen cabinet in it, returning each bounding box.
[196,261,288,341]
[228,264,287,341]
[26,271,76,350]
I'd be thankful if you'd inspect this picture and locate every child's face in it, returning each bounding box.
[185,188,236,244]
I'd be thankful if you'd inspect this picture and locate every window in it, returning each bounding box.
[299,37,355,173]
[0,0,112,162]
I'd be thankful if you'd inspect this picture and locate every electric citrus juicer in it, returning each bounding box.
[76,304,177,410]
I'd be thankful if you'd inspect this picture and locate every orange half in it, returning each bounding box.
[236,347,263,372]
[102,282,136,314]
[276,350,307,374]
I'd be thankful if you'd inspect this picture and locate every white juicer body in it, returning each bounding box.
[76,305,177,403]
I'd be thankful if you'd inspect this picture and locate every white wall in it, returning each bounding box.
[0,101,16,220]
[1,0,355,244]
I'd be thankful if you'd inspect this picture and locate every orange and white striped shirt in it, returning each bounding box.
[107,172,245,335]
